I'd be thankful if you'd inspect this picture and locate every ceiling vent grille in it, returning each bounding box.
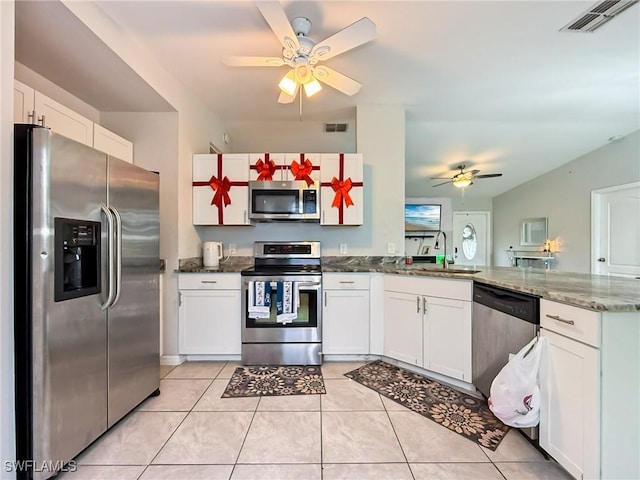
[324,123,348,133]
[560,0,638,32]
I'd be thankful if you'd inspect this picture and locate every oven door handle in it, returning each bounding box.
[297,282,321,288]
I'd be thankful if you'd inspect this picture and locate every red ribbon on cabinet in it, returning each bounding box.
[192,154,248,224]
[253,154,277,181]
[321,153,363,224]
[290,154,318,186]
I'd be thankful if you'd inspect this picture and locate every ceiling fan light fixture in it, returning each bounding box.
[453,177,472,188]
[278,70,297,96]
[304,78,322,97]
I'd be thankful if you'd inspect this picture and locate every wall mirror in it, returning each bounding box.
[520,217,548,246]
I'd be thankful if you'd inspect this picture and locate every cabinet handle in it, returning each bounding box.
[339,281,355,284]
[324,291,327,307]
[201,280,217,284]
[244,210,247,223]
[322,210,325,224]
[423,297,427,314]
[37,114,46,127]
[416,296,420,314]
[546,314,575,325]
[178,291,182,306]
[27,111,35,124]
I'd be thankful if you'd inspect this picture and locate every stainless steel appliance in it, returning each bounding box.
[472,282,539,439]
[13,125,160,480]
[241,241,322,365]
[248,180,320,222]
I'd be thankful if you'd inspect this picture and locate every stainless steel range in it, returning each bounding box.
[241,241,322,365]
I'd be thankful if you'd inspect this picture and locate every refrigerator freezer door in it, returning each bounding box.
[107,156,160,426]
[25,128,109,477]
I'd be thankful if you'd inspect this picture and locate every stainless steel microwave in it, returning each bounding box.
[248,180,320,222]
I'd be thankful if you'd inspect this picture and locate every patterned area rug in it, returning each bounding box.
[344,360,509,451]
[222,365,326,397]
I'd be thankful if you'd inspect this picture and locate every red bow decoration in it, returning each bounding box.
[255,158,276,181]
[210,175,232,209]
[290,158,314,186]
[331,177,354,209]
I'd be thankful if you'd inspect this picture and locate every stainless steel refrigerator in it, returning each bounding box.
[13,125,160,480]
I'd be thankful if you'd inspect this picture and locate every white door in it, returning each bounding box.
[452,212,490,266]
[592,182,640,278]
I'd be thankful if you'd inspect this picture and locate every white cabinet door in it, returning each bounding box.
[193,154,250,225]
[34,91,94,146]
[323,289,370,354]
[422,296,472,381]
[14,80,35,123]
[93,123,133,163]
[178,289,241,355]
[320,153,364,225]
[540,329,600,480]
[383,291,422,365]
[284,153,321,183]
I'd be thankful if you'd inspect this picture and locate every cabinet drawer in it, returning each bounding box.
[384,275,472,301]
[178,273,241,290]
[540,299,600,347]
[323,273,370,290]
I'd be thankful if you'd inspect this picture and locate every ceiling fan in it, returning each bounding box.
[431,165,503,188]
[223,1,376,104]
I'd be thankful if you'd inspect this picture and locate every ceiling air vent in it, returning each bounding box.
[324,123,348,133]
[560,0,638,32]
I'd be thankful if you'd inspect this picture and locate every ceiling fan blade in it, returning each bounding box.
[473,173,503,179]
[256,1,300,52]
[470,169,480,175]
[223,56,285,67]
[312,66,361,96]
[310,17,376,62]
[277,85,298,104]
[432,180,453,187]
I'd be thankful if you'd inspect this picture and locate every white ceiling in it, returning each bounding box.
[15,1,640,198]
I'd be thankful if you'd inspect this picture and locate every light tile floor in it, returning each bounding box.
[59,361,573,480]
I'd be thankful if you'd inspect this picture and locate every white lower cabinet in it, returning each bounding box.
[178,274,241,355]
[322,273,370,355]
[539,299,640,480]
[383,275,472,381]
[383,291,422,365]
[540,328,599,480]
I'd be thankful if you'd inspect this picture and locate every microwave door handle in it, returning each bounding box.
[100,204,116,310]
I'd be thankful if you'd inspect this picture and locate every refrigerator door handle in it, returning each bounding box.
[110,206,123,307]
[100,204,116,310]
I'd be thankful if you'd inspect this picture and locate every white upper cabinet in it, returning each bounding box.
[14,80,34,123]
[320,153,364,225]
[193,153,250,226]
[93,123,133,163]
[249,152,286,181]
[34,91,94,146]
[284,153,321,184]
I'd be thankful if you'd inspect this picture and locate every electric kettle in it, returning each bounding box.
[202,242,223,268]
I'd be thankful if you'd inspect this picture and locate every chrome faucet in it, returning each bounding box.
[434,230,448,269]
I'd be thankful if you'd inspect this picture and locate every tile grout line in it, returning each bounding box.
[380,392,417,480]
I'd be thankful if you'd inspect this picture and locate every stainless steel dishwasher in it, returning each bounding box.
[472,283,540,438]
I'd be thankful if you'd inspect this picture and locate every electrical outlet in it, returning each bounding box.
[228,243,236,255]
[339,243,348,255]
[387,242,395,254]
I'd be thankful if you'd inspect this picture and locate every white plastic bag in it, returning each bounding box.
[488,335,546,428]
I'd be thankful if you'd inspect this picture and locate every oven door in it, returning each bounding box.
[241,274,321,343]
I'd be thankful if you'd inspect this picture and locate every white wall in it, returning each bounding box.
[493,130,640,272]
[0,2,15,477]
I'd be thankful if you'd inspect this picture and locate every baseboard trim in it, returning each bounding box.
[160,355,186,366]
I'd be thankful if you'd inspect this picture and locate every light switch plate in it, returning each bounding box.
[387,242,395,254]
[339,243,348,255]
[229,244,236,255]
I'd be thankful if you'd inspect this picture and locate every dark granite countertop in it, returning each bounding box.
[177,256,640,312]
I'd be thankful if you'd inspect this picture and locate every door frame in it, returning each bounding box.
[452,211,492,266]
[591,181,640,275]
